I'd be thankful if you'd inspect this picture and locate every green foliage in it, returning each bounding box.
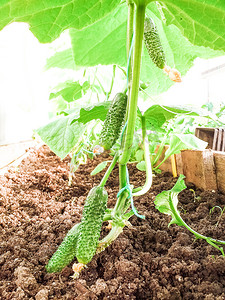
[142,104,212,131]
[45,49,75,70]
[91,161,110,176]
[155,175,225,255]
[49,81,90,103]
[99,93,127,150]
[35,115,85,159]
[144,17,166,69]
[210,206,225,227]
[2,0,225,272]
[70,5,127,67]
[76,186,108,264]
[67,2,224,95]
[0,0,121,43]
[162,133,207,161]
[46,223,80,273]
[160,0,225,51]
[76,102,111,124]
[154,174,186,226]
[136,161,146,171]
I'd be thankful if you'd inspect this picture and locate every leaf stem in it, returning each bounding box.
[133,116,153,196]
[152,134,167,166]
[120,4,146,164]
[170,194,225,246]
[113,191,129,218]
[107,65,116,100]
[127,1,135,85]
[99,153,119,187]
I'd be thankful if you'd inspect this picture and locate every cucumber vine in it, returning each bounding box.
[46,0,225,278]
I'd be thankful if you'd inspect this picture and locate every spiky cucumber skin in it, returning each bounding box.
[144,18,166,69]
[76,186,108,264]
[99,93,127,150]
[46,223,80,273]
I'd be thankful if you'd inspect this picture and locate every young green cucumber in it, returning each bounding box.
[99,93,127,150]
[76,186,108,264]
[46,223,80,273]
[144,17,166,69]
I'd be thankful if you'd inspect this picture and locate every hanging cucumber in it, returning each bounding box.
[99,93,127,150]
[144,17,182,82]
[144,17,166,69]
[75,185,108,265]
[46,223,80,273]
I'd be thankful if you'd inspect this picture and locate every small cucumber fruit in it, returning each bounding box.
[144,17,166,69]
[99,93,127,150]
[76,186,108,264]
[46,223,80,273]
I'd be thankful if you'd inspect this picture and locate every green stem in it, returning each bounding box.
[119,164,127,190]
[113,1,136,218]
[99,153,119,187]
[153,155,167,170]
[113,191,129,218]
[152,134,167,166]
[103,209,113,221]
[133,116,153,196]
[120,4,146,164]
[95,76,107,96]
[107,65,116,100]
[127,1,135,85]
[170,194,225,246]
[97,225,124,251]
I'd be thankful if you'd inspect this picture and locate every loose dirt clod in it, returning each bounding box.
[0,145,225,299]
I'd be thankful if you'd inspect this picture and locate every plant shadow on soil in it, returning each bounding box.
[0,145,225,300]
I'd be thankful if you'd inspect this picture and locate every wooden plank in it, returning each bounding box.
[181,149,217,191]
[212,129,218,150]
[216,128,222,151]
[222,129,225,152]
[214,151,225,194]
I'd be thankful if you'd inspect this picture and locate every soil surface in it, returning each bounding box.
[0,145,225,300]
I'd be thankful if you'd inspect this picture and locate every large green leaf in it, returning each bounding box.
[164,133,208,160]
[70,5,127,67]
[36,114,85,159]
[0,0,121,43]
[71,101,111,124]
[49,81,89,103]
[141,3,224,93]
[45,49,75,70]
[67,2,223,95]
[143,104,210,130]
[160,0,225,52]
[154,174,186,226]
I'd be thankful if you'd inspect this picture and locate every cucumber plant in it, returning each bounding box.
[42,1,225,278]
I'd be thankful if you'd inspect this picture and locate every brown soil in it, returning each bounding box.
[0,145,225,300]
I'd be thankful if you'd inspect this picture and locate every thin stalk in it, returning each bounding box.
[153,155,168,170]
[120,4,146,165]
[119,164,127,190]
[116,1,135,212]
[133,116,153,196]
[95,76,107,96]
[97,225,124,252]
[107,65,116,99]
[99,153,119,187]
[113,191,129,218]
[103,209,113,221]
[170,194,225,246]
[152,134,167,166]
[126,1,135,85]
